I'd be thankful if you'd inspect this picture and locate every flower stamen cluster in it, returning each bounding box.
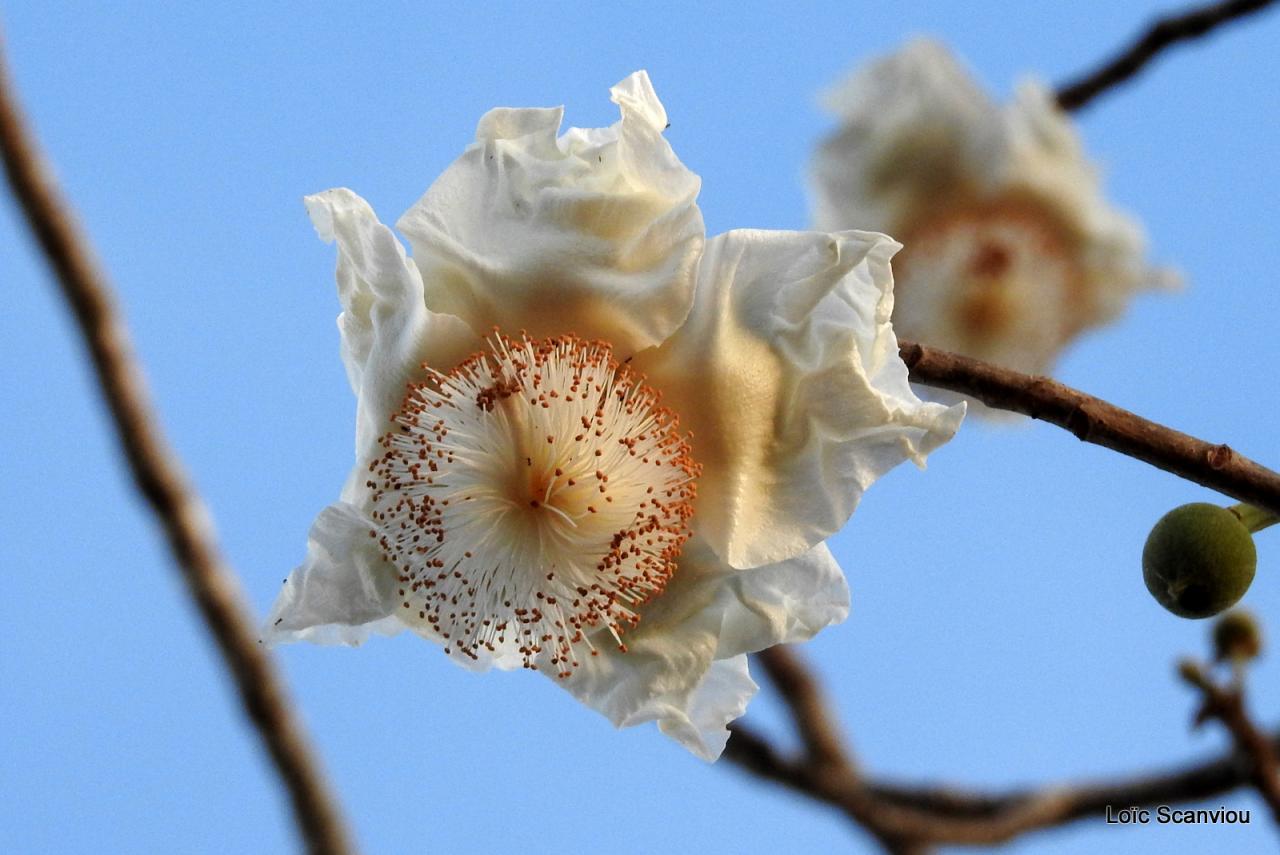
[366,333,698,676]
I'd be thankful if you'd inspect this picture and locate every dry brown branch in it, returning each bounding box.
[757,646,852,770]
[1055,0,1277,111]
[1179,660,1280,823]
[730,721,1279,845]
[0,43,355,855]
[728,648,1280,848]
[735,649,914,853]
[898,340,1280,518]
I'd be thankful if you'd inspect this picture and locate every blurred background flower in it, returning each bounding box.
[811,40,1178,398]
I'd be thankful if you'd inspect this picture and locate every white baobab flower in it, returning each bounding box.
[264,71,963,760]
[811,40,1175,385]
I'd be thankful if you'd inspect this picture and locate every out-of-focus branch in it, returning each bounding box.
[898,340,1280,518]
[0,42,354,855]
[728,647,1278,848]
[1056,0,1277,111]
[757,647,852,770]
[732,648,925,854]
[1179,660,1280,823]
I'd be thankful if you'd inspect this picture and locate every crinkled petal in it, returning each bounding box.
[305,189,479,466]
[552,536,848,760]
[658,655,755,760]
[710,541,851,655]
[634,229,964,569]
[396,71,704,355]
[811,38,1005,233]
[1003,82,1179,322]
[263,502,401,646]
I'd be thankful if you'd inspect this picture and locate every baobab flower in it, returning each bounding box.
[264,71,963,760]
[811,40,1174,388]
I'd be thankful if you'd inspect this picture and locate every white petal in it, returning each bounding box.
[811,38,1005,234]
[263,502,402,646]
[635,537,851,656]
[1002,82,1179,322]
[608,70,668,134]
[634,229,964,569]
[305,189,479,462]
[657,655,756,761]
[711,541,851,655]
[473,106,564,151]
[551,537,848,760]
[396,71,704,355]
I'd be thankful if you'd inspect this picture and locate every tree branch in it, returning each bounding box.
[757,646,853,770]
[735,649,918,853]
[898,340,1280,517]
[727,648,1279,846]
[1180,660,1280,823]
[0,42,355,855]
[1056,0,1277,111]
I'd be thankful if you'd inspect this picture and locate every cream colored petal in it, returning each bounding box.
[657,655,756,760]
[1003,82,1179,325]
[811,38,1005,233]
[550,536,848,760]
[263,502,402,646]
[711,542,851,655]
[635,229,964,569]
[554,626,733,761]
[396,71,704,355]
[634,537,851,657]
[305,189,478,464]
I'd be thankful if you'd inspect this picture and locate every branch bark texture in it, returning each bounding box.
[1180,661,1280,823]
[728,647,1279,848]
[898,340,1280,518]
[0,43,355,855]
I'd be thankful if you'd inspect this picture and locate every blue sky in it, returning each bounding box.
[2,2,1278,853]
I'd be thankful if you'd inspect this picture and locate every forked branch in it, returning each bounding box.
[1179,660,1280,823]
[728,647,1278,849]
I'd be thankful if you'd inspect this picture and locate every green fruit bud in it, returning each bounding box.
[1212,609,1263,663]
[1143,503,1257,619]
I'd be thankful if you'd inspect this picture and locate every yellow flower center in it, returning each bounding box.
[367,333,699,676]
[893,195,1086,369]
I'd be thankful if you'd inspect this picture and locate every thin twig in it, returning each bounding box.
[898,340,1280,517]
[1056,0,1277,111]
[1180,660,1280,823]
[0,43,355,855]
